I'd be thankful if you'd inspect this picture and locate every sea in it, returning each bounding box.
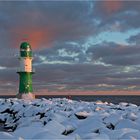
[0,95,140,105]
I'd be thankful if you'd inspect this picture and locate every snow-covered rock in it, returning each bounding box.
[0,132,17,139]
[116,119,140,130]
[0,98,139,140]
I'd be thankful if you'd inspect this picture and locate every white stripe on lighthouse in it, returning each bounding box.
[20,57,32,72]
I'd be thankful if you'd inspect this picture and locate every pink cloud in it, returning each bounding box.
[102,1,123,15]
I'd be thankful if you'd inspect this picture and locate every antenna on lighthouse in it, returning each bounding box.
[16,42,35,99]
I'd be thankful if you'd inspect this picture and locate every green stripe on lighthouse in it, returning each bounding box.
[18,72,33,94]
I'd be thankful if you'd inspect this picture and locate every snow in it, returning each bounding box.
[0,98,140,140]
[0,132,17,139]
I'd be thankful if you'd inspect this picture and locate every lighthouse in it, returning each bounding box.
[17,42,35,99]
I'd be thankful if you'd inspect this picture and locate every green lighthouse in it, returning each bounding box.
[17,42,35,99]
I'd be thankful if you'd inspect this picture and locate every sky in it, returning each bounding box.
[0,1,140,95]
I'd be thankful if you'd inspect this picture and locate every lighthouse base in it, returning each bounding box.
[17,93,35,100]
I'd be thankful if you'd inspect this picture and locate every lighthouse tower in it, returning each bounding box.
[17,42,35,99]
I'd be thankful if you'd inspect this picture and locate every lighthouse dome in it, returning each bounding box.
[20,42,32,57]
[20,42,32,50]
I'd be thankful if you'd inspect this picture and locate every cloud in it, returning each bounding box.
[0,69,17,82]
[0,56,18,68]
[101,1,122,15]
[87,42,140,66]
[33,41,87,65]
[0,1,95,50]
[32,62,140,92]
[11,27,54,50]
[127,33,140,45]
[93,1,140,32]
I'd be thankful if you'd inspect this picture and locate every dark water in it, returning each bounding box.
[39,95,140,105]
[0,95,140,105]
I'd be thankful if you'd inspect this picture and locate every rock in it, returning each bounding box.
[62,125,75,135]
[106,123,115,130]
[75,111,90,119]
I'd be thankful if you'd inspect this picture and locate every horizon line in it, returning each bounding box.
[0,90,140,96]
